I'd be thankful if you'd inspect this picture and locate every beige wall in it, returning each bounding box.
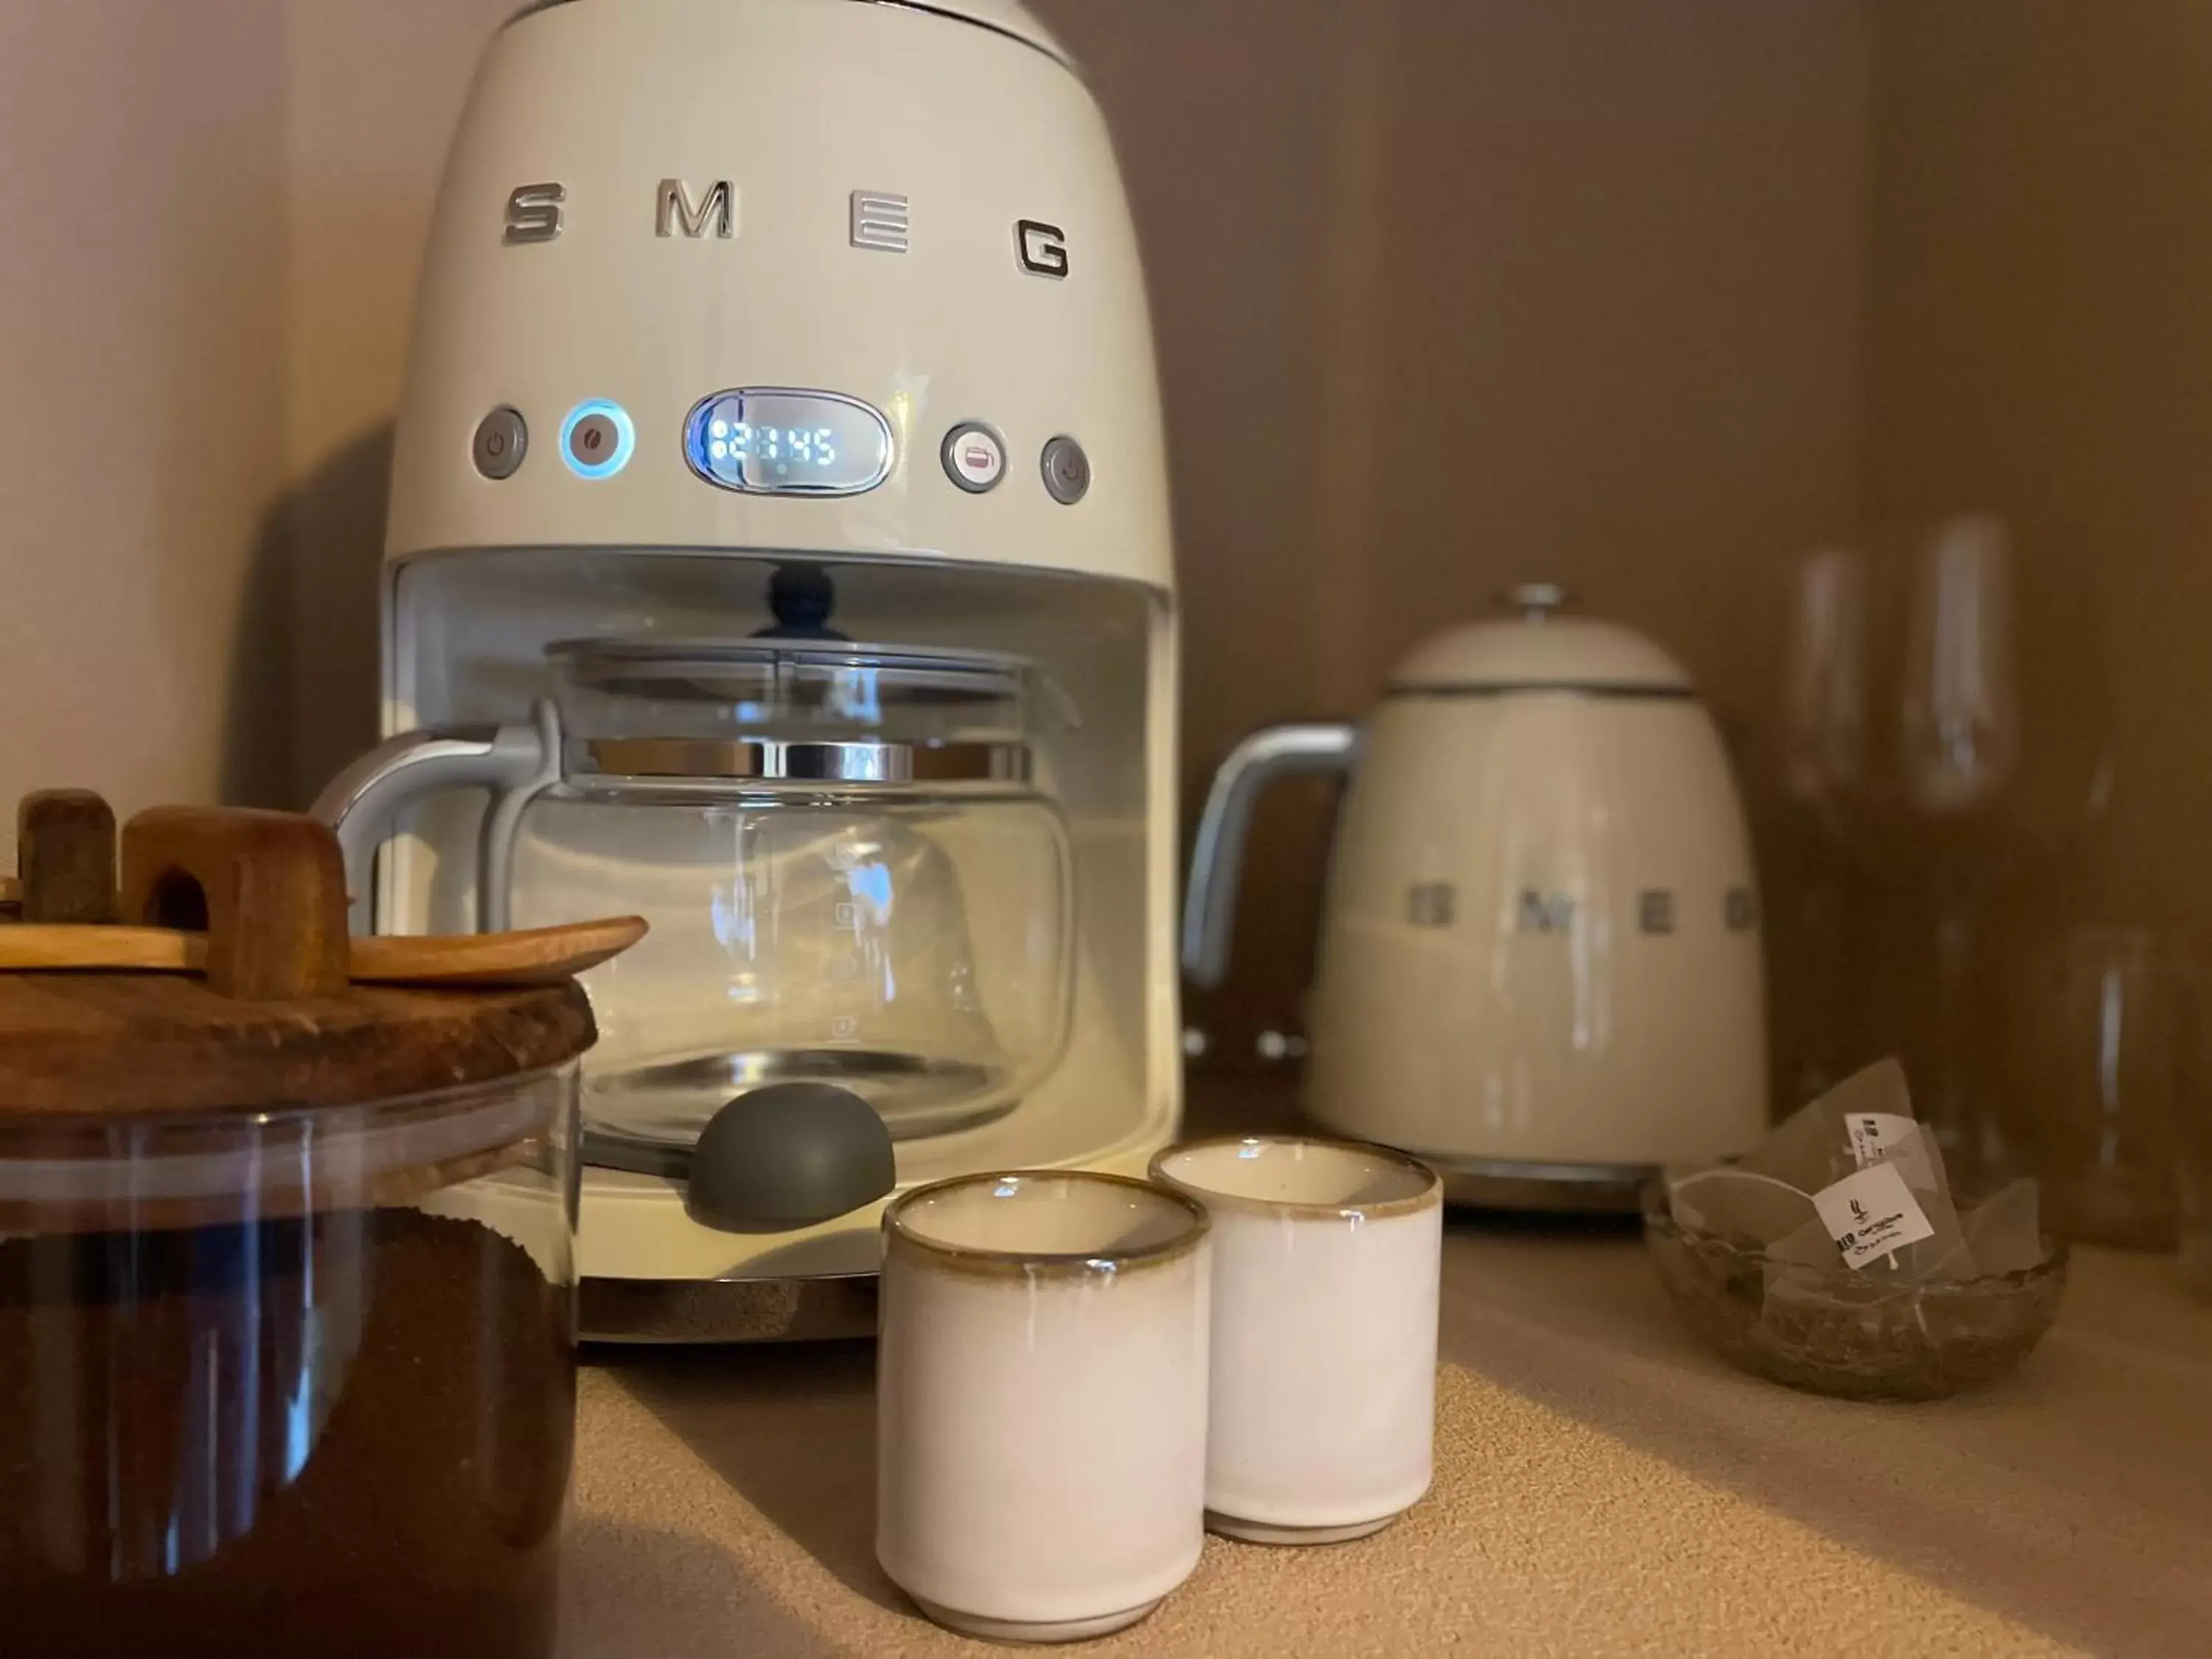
[1037,0,1874,1058]
[0,1,288,846]
[260,0,516,807]
[1862,0,2212,936]
[0,0,511,860]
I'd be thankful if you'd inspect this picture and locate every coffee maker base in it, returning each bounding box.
[566,1085,1178,1340]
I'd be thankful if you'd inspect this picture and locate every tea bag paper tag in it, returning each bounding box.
[1847,1110,1938,1192]
[1812,1162,1935,1270]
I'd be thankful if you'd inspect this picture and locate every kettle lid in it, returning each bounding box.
[1386,584,1692,693]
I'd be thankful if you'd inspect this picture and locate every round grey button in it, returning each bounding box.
[942,422,1006,493]
[568,411,621,470]
[1040,434,1091,504]
[473,406,527,479]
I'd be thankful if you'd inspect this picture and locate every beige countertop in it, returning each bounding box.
[559,1097,2212,1658]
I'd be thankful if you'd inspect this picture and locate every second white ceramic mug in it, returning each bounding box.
[1152,1135,1441,1544]
[876,1171,1211,1642]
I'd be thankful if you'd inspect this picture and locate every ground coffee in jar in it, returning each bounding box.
[0,801,605,1659]
[0,1208,572,1659]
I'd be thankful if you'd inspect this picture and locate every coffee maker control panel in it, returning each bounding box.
[682,388,894,496]
[483,388,1096,512]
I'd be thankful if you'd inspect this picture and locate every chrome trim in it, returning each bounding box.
[583,1048,1010,1162]
[580,737,1029,784]
[850,189,911,253]
[501,182,565,246]
[1015,219,1070,279]
[655,178,736,240]
[1181,723,1359,987]
[551,633,1029,682]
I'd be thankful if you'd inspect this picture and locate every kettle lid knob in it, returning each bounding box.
[1503,582,1570,619]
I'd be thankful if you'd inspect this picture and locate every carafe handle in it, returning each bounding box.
[310,700,562,934]
[1180,723,1358,988]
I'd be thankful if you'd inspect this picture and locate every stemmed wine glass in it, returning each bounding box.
[1771,547,1874,1104]
[1895,518,2022,1169]
[1773,517,2111,1175]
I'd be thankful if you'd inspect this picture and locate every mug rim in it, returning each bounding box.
[883,1169,1209,1280]
[1149,1133,1443,1221]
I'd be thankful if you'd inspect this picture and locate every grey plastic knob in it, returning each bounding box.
[684,1082,897,1234]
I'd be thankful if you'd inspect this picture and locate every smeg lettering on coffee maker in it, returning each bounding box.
[504,173,1073,277]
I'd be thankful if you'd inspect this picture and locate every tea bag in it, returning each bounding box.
[1764,1214,1846,1273]
[1829,1163,1972,1280]
[1961,1178,2045,1276]
[1666,1166,1820,1247]
[1739,1058,1924,1193]
[1721,1057,1989,1281]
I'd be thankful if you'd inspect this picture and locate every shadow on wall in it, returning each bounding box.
[222,425,393,813]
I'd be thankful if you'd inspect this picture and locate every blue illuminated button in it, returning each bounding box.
[560,400,635,479]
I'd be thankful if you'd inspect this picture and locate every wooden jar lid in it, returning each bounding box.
[0,797,596,1119]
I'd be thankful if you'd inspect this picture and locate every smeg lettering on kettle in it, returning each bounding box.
[1187,588,1767,1203]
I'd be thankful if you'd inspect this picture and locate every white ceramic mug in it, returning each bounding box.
[1150,1135,1442,1545]
[875,1171,1211,1643]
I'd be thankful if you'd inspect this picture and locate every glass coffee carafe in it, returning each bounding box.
[319,633,1074,1175]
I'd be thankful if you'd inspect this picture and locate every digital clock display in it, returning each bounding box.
[683,388,895,496]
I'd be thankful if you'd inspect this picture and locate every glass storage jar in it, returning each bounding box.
[0,802,591,1659]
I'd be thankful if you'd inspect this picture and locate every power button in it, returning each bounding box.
[942,422,1006,494]
[473,406,527,479]
[1040,434,1091,504]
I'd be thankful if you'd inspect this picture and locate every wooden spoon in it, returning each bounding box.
[0,915,647,987]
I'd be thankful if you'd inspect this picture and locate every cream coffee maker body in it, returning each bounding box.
[1186,589,1767,1208]
[316,0,1181,1338]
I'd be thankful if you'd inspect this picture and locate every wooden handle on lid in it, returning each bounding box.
[17,789,117,924]
[119,807,349,1001]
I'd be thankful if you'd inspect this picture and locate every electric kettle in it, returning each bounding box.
[1183,585,1769,1209]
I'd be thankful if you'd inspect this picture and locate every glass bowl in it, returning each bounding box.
[1641,1182,2068,1400]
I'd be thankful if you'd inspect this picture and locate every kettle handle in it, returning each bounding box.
[310,700,561,935]
[1181,723,1358,988]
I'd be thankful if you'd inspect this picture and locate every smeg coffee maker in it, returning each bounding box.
[313,0,1180,1340]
